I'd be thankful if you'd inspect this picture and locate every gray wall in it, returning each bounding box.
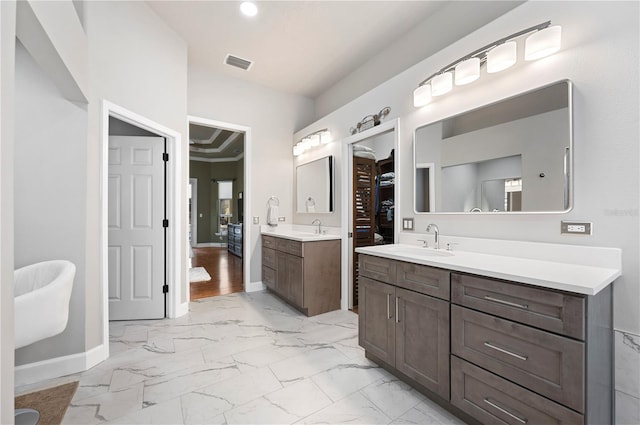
[189,160,243,243]
[14,41,87,365]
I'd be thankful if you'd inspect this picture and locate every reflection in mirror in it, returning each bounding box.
[414,80,572,213]
[296,156,334,213]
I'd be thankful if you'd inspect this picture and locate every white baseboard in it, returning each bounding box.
[173,302,189,318]
[195,242,226,248]
[246,281,265,293]
[15,344,107,387]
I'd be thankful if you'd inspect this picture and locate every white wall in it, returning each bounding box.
[15,0,88,102]
[295,2,639,419]
[188,64,315,285]
[84,0,188,345]
[0,1,16,421]
[314,1,523,119]
[14,41,88,365]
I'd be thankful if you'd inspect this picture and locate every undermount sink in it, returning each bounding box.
[385,245,455,258]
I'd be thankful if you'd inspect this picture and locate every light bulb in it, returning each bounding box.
[300,138,311,151]
[431,72,453,96]
[525,26,562,61]
[309,134,320,147]
[413,84,432,107]
[320,130,332,144]
[455,57,480,85]
[487,41,517,73]
[240,1,258,17]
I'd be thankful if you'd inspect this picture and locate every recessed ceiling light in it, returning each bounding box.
[240,1,258,17]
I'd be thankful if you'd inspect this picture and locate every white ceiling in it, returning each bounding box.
[146,1,522,101]
[149,1,523,161]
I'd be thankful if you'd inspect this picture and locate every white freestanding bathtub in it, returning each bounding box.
[14,260,75,349]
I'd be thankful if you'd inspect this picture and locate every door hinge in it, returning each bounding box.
[348,232,353,238]
[163,219,169,228]
[163,152,169,162]
[163,284,169,294]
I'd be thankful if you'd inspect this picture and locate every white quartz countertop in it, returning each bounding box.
[356,243,621,295]
[261,228,341,242]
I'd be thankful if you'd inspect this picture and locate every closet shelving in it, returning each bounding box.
[376,157,394,244]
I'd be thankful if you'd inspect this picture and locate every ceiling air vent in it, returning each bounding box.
[224,54,253,71]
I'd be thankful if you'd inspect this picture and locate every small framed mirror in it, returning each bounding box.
[296,155,334,213]
[414,80,572,213]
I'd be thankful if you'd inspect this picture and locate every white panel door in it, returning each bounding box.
[108,136,165,320]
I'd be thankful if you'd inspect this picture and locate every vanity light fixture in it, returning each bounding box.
[293,128,332,156]
[413,21,562,107]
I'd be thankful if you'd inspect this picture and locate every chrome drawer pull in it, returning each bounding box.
[484,398,528,424]
[484,342,528,361]
[387,293,391,319]
[484,295,528,310]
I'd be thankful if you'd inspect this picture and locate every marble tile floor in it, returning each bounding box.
[17,291,466,425]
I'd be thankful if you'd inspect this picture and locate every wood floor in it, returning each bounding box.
[190,247,243,300]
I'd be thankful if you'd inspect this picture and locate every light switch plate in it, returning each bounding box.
[253,216,259,225]
[402,218,414,230]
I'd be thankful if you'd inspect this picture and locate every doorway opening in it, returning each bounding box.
[341,119,399,313]
[100,101,185,360]
[188,117,248,300]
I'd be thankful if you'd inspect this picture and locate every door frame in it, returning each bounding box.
[189,178,198,247]
[187,115,251,291]
[100,100,185,356]
[340,118,400,310]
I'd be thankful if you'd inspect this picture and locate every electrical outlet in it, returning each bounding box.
[561,220,592,235]
[253,216,259,225]
[278,216,285,222]
[402,218,414,230]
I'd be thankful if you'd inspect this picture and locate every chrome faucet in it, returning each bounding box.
[426,224,440,250]
[311,219,322,234]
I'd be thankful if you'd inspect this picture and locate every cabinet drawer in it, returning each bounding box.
[262,247,276,269]
[359,254,396,284]
[263,235,276,248]
[396,262,450,300]
[276,238,303,257]
[263,266,276,290]
[451,356,583,425]
[451,273,585,340]
[451,305,584,413]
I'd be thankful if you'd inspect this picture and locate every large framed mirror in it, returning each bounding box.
[414,80,572,213]
[296,155,334,213]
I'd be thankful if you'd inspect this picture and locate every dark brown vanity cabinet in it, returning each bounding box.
[262,234,341,316]
[358,254,613,425]
[450,272,612,425]
[358,255,450,399]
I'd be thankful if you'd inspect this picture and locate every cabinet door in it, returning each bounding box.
[276,252,290,299]
[263,266,276,292]
[358,277,395,366]
[277,252,303,306]
[287,254,304,307]
[395,287,450,399]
